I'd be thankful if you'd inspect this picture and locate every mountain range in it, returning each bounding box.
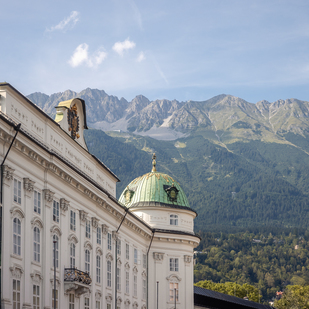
[27,89,309,231]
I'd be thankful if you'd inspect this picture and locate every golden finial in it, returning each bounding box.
[152,153,157,172]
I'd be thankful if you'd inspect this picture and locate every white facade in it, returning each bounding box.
[0,83,200,309]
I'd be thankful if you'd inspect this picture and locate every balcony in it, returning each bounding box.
[64,268,92,295]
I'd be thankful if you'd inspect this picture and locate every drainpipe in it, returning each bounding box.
[0,123,21,308]
[114,207,129,309]
[147,231,155,309]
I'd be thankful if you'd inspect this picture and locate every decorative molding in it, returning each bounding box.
[84,241,92,251]
[141,270,147,278]
[125,262,130,270]
[23,177,35,193]
[30,271,43,283]
[79,210,88,222]
[133,266,138,274]
[60,198,70,214]
[106,252,113,261]
[68,234,78,244]
[2,165,14,182]
[153,252,164,261]
[96,247,103,256]
[102,224,108,235]
[112,231,119,241]
[95,290,102,300]
[10,264,24,279]
[117,296,123,304]
[141,305,147,309]
[166,274,182,282]
[50,225,62,237]
[91,217,99,228]
[117,257,122,266]
[10,206,25,221]
[105,293,112,303]
[43,189,55,204]
[133,301,139,309]
[124,299,131,306]
[31,216,44,229]
[50,277,61,289]
[184,255,192,264]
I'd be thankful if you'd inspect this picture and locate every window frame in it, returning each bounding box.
[126,243,129,260]
[33,227,40,263]
[13,279,21,309]
[13,217,21,256]
[13,178,21,204]
[53,235,59,269]
[85,220,91,239]
[34,190,41,214]
[70,243,76,268]
[107,232,112,251]
[169,258,179,272]
[169,282,179,302]
[170,214,178,226]
[33,284,40,309]
[53,200,60,223]
[70,210,76,231]
[96,255,101,284]
[85,249,90,273]
[97,226,101,245]
[69,293,75,309]
[107,260,112,287]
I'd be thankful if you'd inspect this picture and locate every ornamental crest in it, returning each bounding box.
[67,103,80,139]
[164,183,179,202]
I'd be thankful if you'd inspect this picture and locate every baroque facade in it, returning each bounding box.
[0,83,200,309]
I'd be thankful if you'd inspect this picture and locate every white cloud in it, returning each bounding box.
[68,44,107,68]
[112,38,136,56]
[136,51,145,62]
[47,11,80,32]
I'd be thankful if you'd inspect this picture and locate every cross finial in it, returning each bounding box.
[152,153,157,172]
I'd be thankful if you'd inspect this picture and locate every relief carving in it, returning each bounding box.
[60,198,70,213]
[23,177,35,192]
[153,252,164,261]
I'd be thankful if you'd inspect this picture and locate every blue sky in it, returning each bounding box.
[1,0,309,103]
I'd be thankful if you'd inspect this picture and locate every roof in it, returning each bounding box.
[194,286,275,309]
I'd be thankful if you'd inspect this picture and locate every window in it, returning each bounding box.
[33,227,40,263]
[169,282,179,302]
[85,249,90,273]
[107,232,112,250]
[96,301,100,309]
[14,179,21,204]
[134,248,138,264]
[107,260,112,287]
[134,275,137,297]
[126,243,129,260]
[97,226,101,245]
[117,266,121,291]
[169,258,179,272]
[69,294,75,309]
[126,271,129,294]
[53,200,59,223]
[13,279,20,309]
[117,239,121,255]
[170,214,178,225]
[143,254,147,269]
[52,289,58,309]
[70,210,76,231]
[143,278,147,300]
[70,243,75,268]
[96,255,101,284]
[53,235,59,268]
[85,220,91,239]
[34,190,41,214]
[33,284,40,309]
[107,304,111,309]
[13,218,21,255]
[84,297,90,309]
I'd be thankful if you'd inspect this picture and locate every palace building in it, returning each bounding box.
[0,83,200,309]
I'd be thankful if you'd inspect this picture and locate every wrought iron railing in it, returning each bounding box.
[64,268,92,285]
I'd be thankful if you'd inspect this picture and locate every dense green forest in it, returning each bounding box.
[194,229,309,302]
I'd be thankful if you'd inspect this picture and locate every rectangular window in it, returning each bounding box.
[97,227,101,245]
[96,255,101,284]
[85,220,91,239]
[117,239,121,255]
[53,200,59,223]
[107,304,111,309]
[143,254,147,269]
[52,289,58,309]
[126,271,129,294]
[70,210,76,231]
[107,232,112,251]
[169,258,179,272]
[85,250,90,273]
[33,284,40,309]
[143,278,147,300]
[169,282,179,302]
[96,301,100,309]
[134,275,137,297]
[126,243,129,260]
[13,279,21,309]
[84,297,90,309]
[134,248,138,264]
[69,294,75,309]
[170,214,178,225]
[107,260,112,287]
[53,235,59,268]
[34,190,41,214]
[117,266,121,291]
[13,218,21,255]
[14,179,21,204]
[33,227,40,263]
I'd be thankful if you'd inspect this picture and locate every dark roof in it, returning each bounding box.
[194,286,275,309]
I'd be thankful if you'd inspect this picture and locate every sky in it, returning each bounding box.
[1,0,309,103]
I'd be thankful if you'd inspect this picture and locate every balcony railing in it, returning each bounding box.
[64,268,92,285]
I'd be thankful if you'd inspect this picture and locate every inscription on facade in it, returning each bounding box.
[11,104,28,125]
[50,135,63,152]
[65,147,82,166]
[31,120,44,138]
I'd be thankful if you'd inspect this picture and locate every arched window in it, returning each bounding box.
[53,235,59,268]
[96,255,101,283]
[85,249,90,273]
[170,214,178,226]
[33,227,40,262]
[70,243,75,268]
[13,218,21,255]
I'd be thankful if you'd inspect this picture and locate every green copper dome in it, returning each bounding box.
[119,154,190,208]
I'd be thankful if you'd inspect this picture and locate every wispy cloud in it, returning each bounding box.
[136,51,145,62]
[68,44,107,68]
[47,11,80,32]
[112,38,136,56]
[128,0,143,30]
